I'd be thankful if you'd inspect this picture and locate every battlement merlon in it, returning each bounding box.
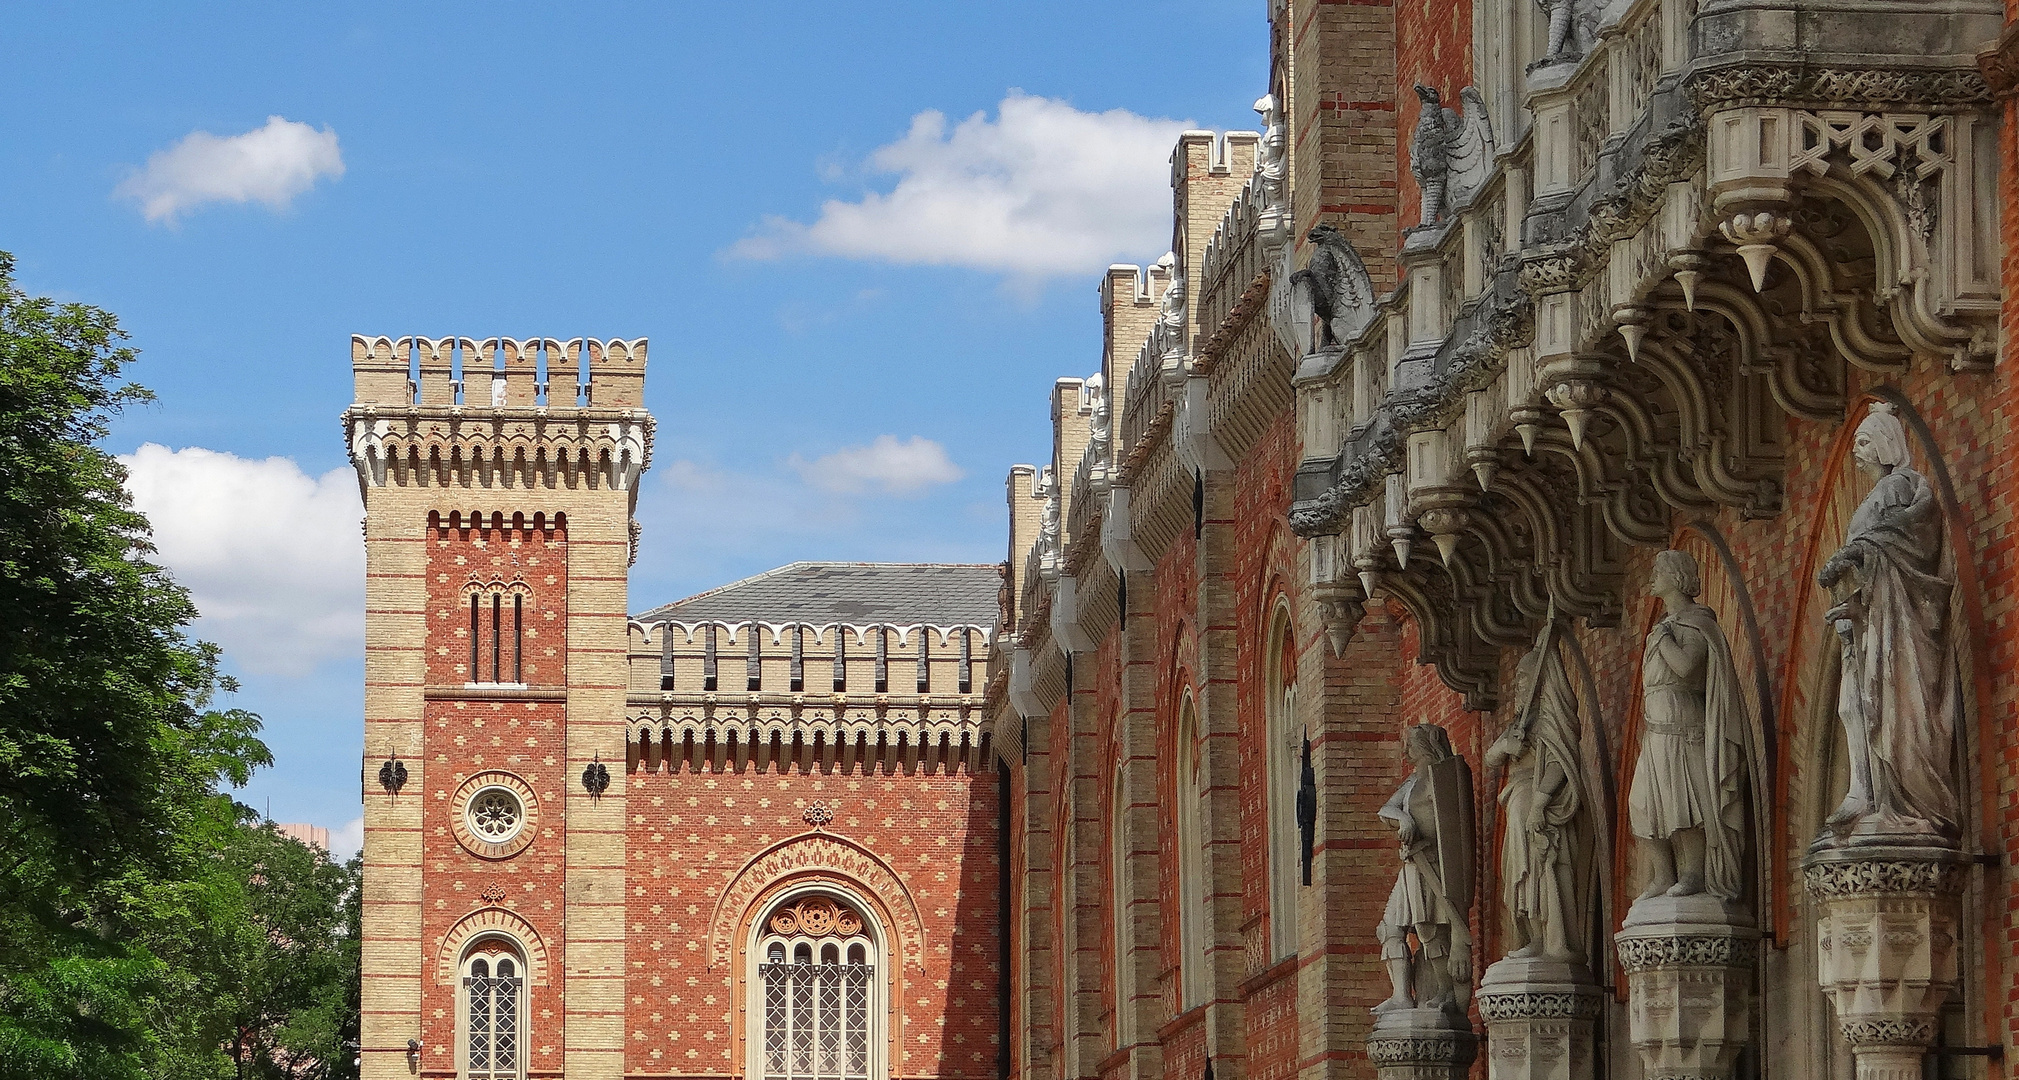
[348,335,648,410]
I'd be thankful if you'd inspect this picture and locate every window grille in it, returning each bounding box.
[761,961,871,1080]
[758,896,874,1080]
[465,955,522,1080]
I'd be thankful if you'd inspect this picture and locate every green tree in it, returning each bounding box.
[0,251,356,1079]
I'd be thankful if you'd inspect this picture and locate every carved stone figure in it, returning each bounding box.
[1084,372,1111,466]
[1253,93,1290,249]
[1156,254,1188,367]
[1485,621,1593,962]
[1628,550,1752,903]
[1816,402,1959,845]
[1533,0,1598,68]
[1409,86,1495,226]
[1373,724,1476,1017]
[1289,224,1378,350]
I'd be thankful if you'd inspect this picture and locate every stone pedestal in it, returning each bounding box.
[1365,1008,1477,1080]
[1613,895,1759,1080]
[1804,846,1966,1080]
[1474,956,1602,1080]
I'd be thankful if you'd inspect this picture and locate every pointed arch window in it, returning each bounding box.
[466,581,530,688]
[1175,693,1210,1008]
[755,894,879,1080]
[461,940,525,1080]
[1264,604,1301,959]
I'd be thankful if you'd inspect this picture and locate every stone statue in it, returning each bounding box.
[1084,372,1110,466]
[1408,85,1495,226]
[1627,550,1753,903]
[1288,224,1377,350]
[1533,0,1598,68]
[1374,724,1476,1017]
[1816,402,1959,844]
[1155,254,1188,368]
[1485,620,1593,962]
[1253,92,1289,242]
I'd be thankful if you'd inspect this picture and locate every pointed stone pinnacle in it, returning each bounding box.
[1674,269,1700,311]
[1358,570,1379,598]
[1737,244,1775,292]
[1473,461,1497,491]
[1619,321,1645,362]
[1563,408,1590,450]
[1518,423,1540,456]
[1433,532,1460,566]
[1391,536,1412,569]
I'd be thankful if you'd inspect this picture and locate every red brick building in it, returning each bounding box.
[347,339,1004,1080]
[989,3,2016,1080]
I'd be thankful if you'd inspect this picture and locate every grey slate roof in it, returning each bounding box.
[634,562,1002,628]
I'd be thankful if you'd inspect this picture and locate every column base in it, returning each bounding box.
[1366,1008,1477,1080]
[1474,956,1602,1080]
[1615,894,1758,1080]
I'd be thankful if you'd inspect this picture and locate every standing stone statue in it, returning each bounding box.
[1485,621,1593,962]
[1816,402,1959,845]
[1373,724,1476,1017]
[1628,550,1753,903]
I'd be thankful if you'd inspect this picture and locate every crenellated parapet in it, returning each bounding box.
[342,334,654,493]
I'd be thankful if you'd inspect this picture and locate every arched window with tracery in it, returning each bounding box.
[755,893,879,1080]
[460,938,526,1080]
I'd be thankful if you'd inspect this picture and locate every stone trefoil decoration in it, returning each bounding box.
[1373,724,1475,1018]
[1288,225,1378,352]
[1615,551,1762,1080]
[1815,402,1959,848]
[1476,617,1602,1080]
[1408,85,1494,228]
[1365,724,1479,1080]
[1628,551,1753,903]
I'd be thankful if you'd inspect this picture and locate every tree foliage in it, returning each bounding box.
[0,252,358,1079]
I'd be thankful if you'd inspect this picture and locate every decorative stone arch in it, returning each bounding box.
[435,906,551,988]
[706,831,925,972]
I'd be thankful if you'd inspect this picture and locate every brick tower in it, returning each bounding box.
[346,336,651,1080]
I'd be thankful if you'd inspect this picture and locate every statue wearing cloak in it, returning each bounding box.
[1817,402,1959,843]
[1627,550,1753,903]
[1486,623,1594,963]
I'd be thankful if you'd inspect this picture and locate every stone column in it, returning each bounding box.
[1613,896,1758,1080]
[1474,957,1602,1080]
[1804,846,1966,1080]
[1366,1010,1477,1080]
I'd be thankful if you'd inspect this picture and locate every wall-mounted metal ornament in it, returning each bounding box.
[378,752,408,795]
[582,755,611,798]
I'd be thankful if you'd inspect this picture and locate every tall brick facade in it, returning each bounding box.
[992,3,2016,1080]
[349,341,1004,1080]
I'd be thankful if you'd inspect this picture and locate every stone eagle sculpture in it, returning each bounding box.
[1410,85,1495,226]
[1288,224,1378,351]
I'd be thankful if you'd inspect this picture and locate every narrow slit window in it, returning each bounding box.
[705,624,719,692]
[512,593,523,684]
[491,593,502,683]
[874,628,888,694]
[916,631,930,694]
[791,625,805,692]
[469,593,480,680]
[958,628,972,694]
[833,632,846,692]
[749,626,762,691]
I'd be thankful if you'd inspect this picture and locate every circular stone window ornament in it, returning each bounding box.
[451,771,539,859]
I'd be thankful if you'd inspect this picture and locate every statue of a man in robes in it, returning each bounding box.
[1816,402,1959,844]
[1486,622,1593,962]
[1628,550,1753,902]
[1373,724,1476,1017]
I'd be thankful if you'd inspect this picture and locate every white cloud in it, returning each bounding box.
[328,816,364,862]
[732,92,1190,278]
[116,115,344,224]
[120,445,362,677]
[789,435,963,496]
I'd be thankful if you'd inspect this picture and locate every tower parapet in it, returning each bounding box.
[342,335,654,493]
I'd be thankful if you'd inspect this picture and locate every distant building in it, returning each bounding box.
[273,822,330,852]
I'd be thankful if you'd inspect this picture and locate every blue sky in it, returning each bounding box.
[1,2,1268,853]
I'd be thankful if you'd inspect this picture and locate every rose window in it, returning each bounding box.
[468,788,524,843]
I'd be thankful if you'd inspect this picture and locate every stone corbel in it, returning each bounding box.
[1177,373,1233,472]
[1048,574,1098,655]
[1006,646,1045,719]
[1307,533,1368,655]
[1100,487,1152,574]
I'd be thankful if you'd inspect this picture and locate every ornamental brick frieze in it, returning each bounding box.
[625,700,990,776]
[706,833,925,971]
